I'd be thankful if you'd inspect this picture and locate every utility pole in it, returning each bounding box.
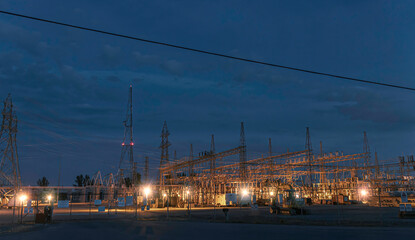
[57,156,61,203]
[305,127,313,196]
[374,151,380,179]
[239,122,247,185]
[210,134,216,207]
[319,141,325,184]
[363,131,371,180]
[268,138,273,179]
[188,144,193,184]
[210,135,215,176]
[159,121,171,186]
[144,156,149,183]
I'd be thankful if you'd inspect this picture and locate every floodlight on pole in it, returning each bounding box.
[360,189,368,197]
[242,189,249,196]
[19,194,27,203]
[144,186,151,198]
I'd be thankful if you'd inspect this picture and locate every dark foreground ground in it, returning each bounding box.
[2,205,415,227]
[2,219,415,240]
[2,205,415,239]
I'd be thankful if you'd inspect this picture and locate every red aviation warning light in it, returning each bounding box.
[130,142,134,146]
[122,142,125,146]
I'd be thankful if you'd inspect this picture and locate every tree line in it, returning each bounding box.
[37,172,141,187]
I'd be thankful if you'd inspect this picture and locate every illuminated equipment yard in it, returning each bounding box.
[1,91,415,211]
[157,122,415,207]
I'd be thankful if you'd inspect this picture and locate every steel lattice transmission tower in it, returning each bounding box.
[0,94,21,188]
[363,131,371,179]
[118,85,137,185]
[159,121,171,185]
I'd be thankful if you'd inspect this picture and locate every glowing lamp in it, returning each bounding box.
[130,142,134,146]
[163,193,167,197]
[242,189,249,196]
[19,194,27,203]
[122,143,125,146]
[144,187,151,196]
[360,189,368,197]
[47,195,52,201]
[270,191,274,196]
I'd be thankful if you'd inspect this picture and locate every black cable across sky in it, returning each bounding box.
[1,10,414,91]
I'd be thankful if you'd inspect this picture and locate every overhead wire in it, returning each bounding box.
[0,10,414,91]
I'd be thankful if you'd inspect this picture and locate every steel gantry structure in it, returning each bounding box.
[156,124,415,206]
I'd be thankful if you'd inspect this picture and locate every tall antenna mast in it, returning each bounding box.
[118,85,136,185]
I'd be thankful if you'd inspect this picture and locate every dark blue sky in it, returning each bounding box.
[1,0,415,185]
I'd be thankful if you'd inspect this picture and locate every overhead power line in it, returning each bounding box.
[0,10,414,91]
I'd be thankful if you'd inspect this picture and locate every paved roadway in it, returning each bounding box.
[1,205,415,227]
[2,219,415,240]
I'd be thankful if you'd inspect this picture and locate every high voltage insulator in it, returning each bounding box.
[0,94,21,188]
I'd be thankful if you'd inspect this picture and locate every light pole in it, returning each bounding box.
[242,188,249,205]
[19,194,27,224]
[186,190,191,217]
[163,193,169,219]
[144,186,151,210]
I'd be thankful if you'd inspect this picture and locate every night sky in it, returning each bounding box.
[1,1,415,186]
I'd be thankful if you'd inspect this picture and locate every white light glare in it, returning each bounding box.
[144,186,151,196]
[19,194,27,203]
[242,189,249,196]
[360,189,368,197]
